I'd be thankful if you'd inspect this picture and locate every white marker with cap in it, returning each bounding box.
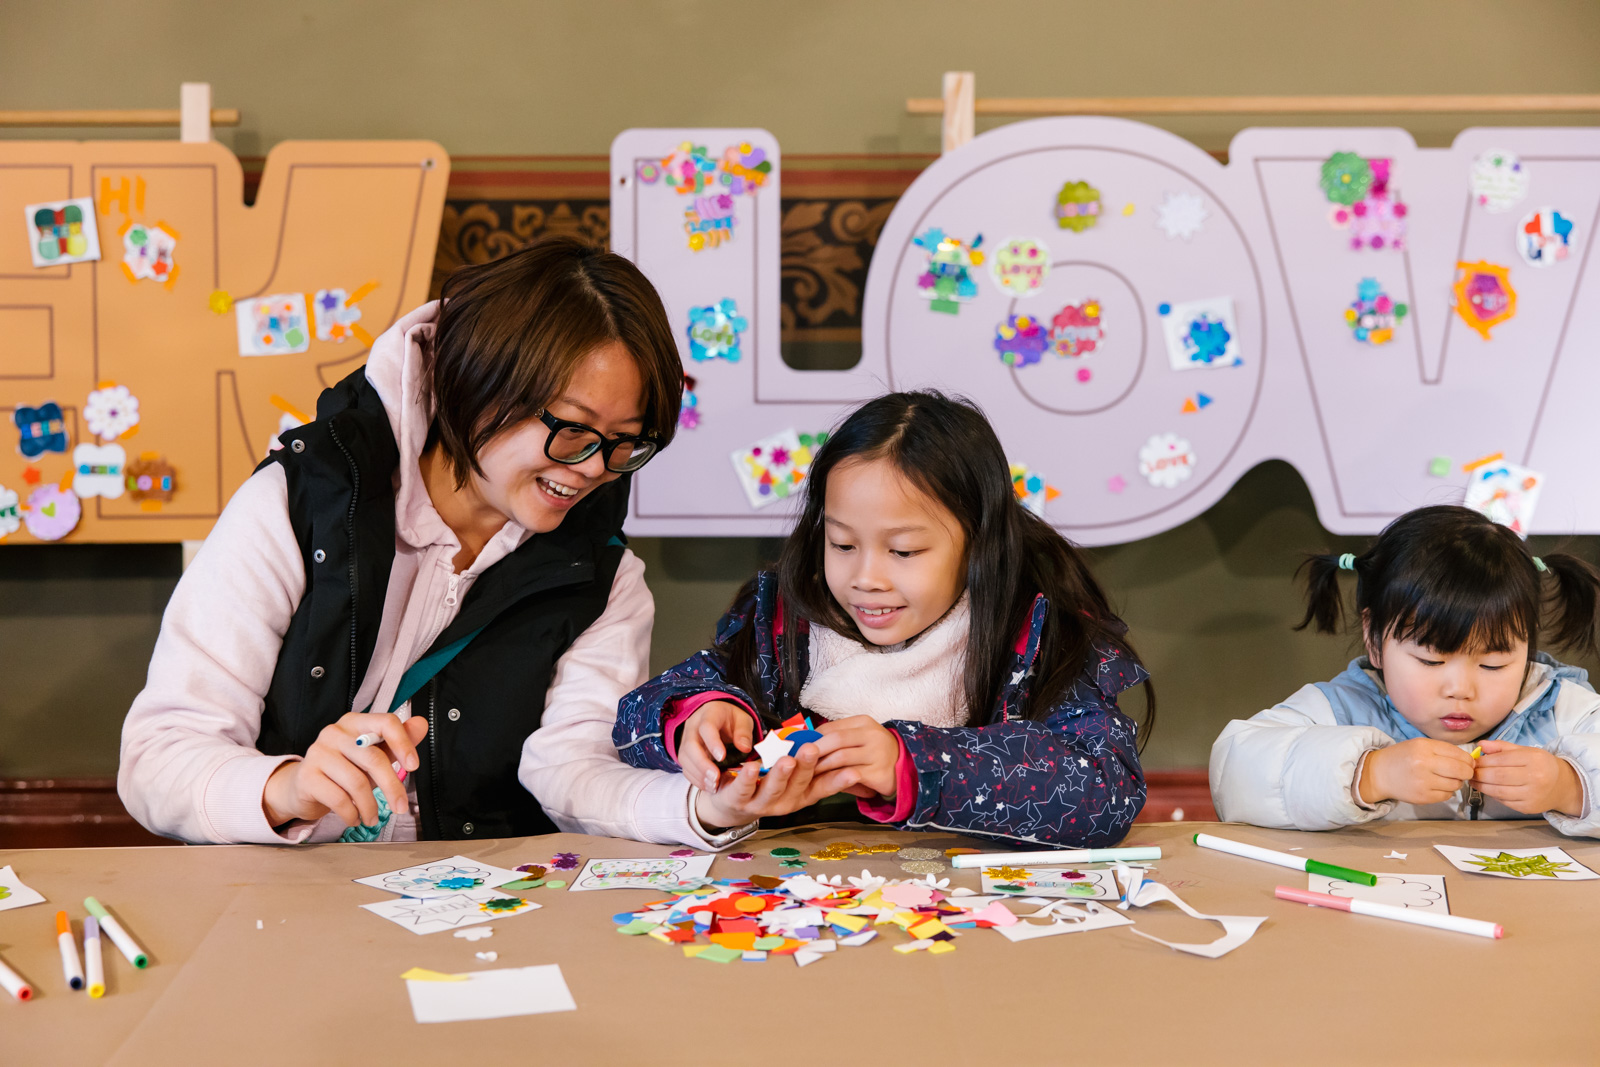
[950,846,1161,869]
[84,897,148,969]
[0,951,33,1002]
[56,910,83,991]
[84,916,106,997]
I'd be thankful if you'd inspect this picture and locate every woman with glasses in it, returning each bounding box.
[119,237,740,848]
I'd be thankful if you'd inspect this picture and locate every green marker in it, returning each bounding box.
[1193,832,1378,886]
[83,897,149,969]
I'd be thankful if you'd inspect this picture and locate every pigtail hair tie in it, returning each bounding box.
[1337,553,1357,571]
[1534,557,1549,573]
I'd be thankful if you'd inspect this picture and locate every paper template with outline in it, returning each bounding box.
[353,855,525,899]
[360,888,540,935]
[1310,872,1449,913]
[1433,844,1599,881]
[568,855,715,892]
[993,900,1134,942]
[980,865,1117,900]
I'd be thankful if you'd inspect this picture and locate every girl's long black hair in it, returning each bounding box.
[718,390,1155,746]
[1296,505,1600,662]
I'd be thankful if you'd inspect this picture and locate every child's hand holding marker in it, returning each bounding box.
[1357,737,1476,806]
[1470,738,1584,816]
[262,711,426,829]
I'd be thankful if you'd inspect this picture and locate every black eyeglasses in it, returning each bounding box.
[536,410,661,473]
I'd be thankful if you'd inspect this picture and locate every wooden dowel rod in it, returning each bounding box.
[906,95,1600,116]
[0,108,241,128]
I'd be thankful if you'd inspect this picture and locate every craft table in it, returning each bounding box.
[4,820,1597,1065]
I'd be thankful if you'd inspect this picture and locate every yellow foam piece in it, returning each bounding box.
[826,911,869,933]
[929,941,957,955]
[400,968,466,982]
[909,919,948,939]
[682,944,709,958]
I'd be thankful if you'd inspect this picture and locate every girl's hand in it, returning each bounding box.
[262,712,427,828]
[1357,738,1475,806]
[811,715,902,800]
[677,700,757,794]
[1472,740,1584,816]
[692,748,856,829]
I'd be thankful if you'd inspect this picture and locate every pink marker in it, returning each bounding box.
[1275,886,1503,940]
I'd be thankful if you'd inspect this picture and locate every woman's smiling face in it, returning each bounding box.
[468,340,645,534]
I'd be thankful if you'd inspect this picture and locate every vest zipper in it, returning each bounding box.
[425,678,440,838]
[444,573,461,608]
[326,420,362,712]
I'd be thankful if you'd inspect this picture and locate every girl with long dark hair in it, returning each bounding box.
[614,390,1154,847]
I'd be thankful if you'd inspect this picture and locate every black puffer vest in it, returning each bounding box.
[255,369,628,840]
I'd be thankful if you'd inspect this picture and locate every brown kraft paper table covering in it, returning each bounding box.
[2,820,1597,1065]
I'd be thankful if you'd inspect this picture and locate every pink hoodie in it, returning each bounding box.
[119,302,741,848]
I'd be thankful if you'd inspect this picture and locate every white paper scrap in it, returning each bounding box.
[406,964,575,1023]
[1124,882,1266,958]
[0,866,46,913]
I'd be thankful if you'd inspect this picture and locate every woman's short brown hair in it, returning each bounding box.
[423,235,681,485]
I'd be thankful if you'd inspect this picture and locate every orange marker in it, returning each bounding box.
[56,911,84,991]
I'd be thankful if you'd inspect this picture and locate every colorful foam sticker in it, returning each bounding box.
[1433,844,1597,881]
[730,428,823,509]
[353,856,527,900]
[1451,261,1516,340]
[0,487,18,539]
[1054,180,1101,232]
[988,237,1051,297]
[679,374,701,429]
[913,228,984,314]
[25,197,101,267]
[313,283,376,344]
[993,313,1049,367]
[72,443,127,500]
[360,889,541,935]
[1518,207,1574,268]
[662,142,719,195]
[1008,462,1060,517]
[22,484,80,541]
[1159,297,1240,370]
[125,453,176,505]
[235,293,311,356]
[1326,157,1407,251]
[1154,191,1208,240]
[1463,460,1543,536]
[718,142,772,195]
[1139,433,1196,489]
[1320,152,1373,206]
[686,298,749,361]
[14,402,69,457]
[684,192,736,251]
[120,221,178,286]
[1180,393,1213,414]
[1050,298,1103,360]
[1346,277,1408,345]
[1469,149,1529,213]
[84,383,140,441]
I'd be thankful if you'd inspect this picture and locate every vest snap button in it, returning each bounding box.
[290,439,305,453]
[310,665,325,679]
[313,549,326,563]
[461,822,474,835]
[447,708,461,722]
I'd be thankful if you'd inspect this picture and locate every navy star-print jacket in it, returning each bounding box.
[613,572,1149,847]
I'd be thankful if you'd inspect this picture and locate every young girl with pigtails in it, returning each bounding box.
[613,390,1156,848]
[1211,505,1600,835]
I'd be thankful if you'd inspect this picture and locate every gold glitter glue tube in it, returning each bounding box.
[950,846,1160,869]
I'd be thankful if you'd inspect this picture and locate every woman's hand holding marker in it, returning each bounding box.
[262,711,427,829]
[1471,739,1584,816]
[678,701,757,793]
[1357,738,1476,806]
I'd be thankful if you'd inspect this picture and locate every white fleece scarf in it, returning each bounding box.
[798,594,970,728]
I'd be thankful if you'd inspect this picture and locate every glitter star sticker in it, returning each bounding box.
[985,866,1034,881]
[1465,851,1575,878]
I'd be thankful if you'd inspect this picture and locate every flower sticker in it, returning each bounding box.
[686,299,749,362]
[1051,299,1104,359]
[993,313,1049,367]
[1451,261,1516,340]
[1346,278,1408,345]
[14,403,68,457]
[0,486,19,539]
[662,143,718,195]
[1055,180,1102,232]
[989,237,1051,296]
[84,384,140,441]
[1320,152,1373,206]
[718,142,771,195]
[1328,158,1408,251]
[1138,433,1197,489]
[23,484,81,541]
[479,897,531,914]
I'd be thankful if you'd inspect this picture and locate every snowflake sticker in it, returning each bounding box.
[686,299,748,362]
[1138,433,1196,489]
[1155,192,1208,240]
[84,383,140,441]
